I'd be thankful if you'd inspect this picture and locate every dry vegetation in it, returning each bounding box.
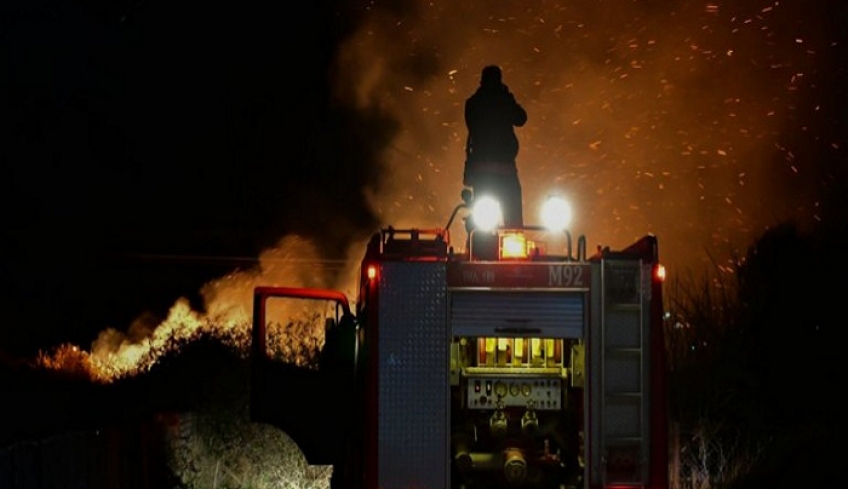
[2,316,331,489]
[664,262,766,489]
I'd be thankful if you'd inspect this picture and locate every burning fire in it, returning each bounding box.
[36,298,236,382]
[31,0,845,387]
[34,235,361,383]
[91,298,249,380]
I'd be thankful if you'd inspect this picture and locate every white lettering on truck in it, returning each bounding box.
[548,264,585,287]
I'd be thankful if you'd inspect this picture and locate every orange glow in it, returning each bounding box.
[32,0,835,398]
[338,0,837,282]
[367,265,377,280]
[500,232,529,259]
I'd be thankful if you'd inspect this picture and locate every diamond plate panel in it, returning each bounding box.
[378,261,448,489]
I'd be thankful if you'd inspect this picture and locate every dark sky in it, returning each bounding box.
[2,0,390,353]
[2,0,847,356]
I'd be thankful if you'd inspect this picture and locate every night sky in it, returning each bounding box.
[2,0,847,355]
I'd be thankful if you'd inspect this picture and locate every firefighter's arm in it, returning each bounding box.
[512,96,528,127]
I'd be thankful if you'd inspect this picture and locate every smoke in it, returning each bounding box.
[25,0,846,369]
[86,233,364,377]
[331,0,847,276]
[199,234,365,321]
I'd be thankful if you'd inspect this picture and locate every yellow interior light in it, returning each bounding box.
[531,338,541,359]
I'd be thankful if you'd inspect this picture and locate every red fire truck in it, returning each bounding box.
[250,191,668,489]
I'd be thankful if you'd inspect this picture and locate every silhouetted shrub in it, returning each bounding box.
[666,218,847,488]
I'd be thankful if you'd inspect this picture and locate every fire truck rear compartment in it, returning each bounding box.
[252,230,666,489]
[444,284,587,488]
[450,333,584,489]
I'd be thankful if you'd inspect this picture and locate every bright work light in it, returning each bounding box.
[540,195,572,232]
[472,196,502,232]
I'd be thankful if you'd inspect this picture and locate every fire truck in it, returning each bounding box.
[250,190,668,489]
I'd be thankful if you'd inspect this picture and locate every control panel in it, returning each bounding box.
[465,376,563,411]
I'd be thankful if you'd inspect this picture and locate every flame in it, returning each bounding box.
[33,0,845,382]
[35,234,362,383]
[87,298,223,380]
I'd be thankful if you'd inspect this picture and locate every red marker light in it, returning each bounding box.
[367,265,377,280]
[655,264,666,282]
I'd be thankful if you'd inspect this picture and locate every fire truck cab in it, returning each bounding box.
[250,194,668,489]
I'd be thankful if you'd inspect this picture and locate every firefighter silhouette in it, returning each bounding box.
[464,65,527,228]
